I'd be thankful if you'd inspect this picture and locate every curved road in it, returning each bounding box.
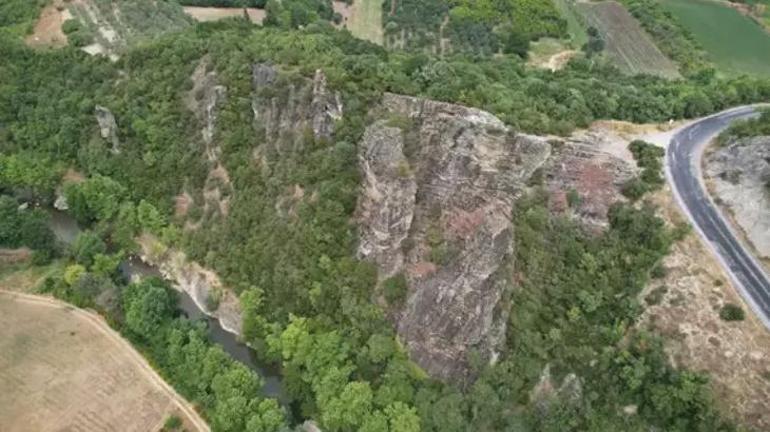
[666,106,770,329]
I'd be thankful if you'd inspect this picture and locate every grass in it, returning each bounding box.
[552,0,588,47]
[340,0,384,45]
[576,1,680,79]
[662,0,770,77]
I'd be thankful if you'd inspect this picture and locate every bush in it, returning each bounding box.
[719,303,745,321]
[383,273,408,305]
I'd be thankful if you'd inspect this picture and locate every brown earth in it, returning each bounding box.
[0,290,209,432]
[639,187,770,430]
[25,0,71,48]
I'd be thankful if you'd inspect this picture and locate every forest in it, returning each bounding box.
[1,1,767,431]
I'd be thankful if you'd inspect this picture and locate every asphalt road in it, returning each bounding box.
[667,106,770,328]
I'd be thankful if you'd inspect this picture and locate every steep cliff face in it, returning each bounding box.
[251,64,343,155]
[356,93,551,381]
[705,137,770,258]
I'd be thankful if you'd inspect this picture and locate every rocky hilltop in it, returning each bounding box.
[163,65,635,384]
[705,137,770,258]
[356,93,551,381]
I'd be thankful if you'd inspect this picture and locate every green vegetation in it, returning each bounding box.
[0,0,46,35]
[0,195,57,263]
[1,3,767,430]
[718,109,770,144]
[720,303,746,321]
[662,0,770,77]
[552,0,588,47]
[622,140,665,200]
[177,0,268,6]
[383,0,566,56]
[618,0,710,77]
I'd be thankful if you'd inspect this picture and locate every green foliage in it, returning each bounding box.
[0,195,56,253]
[64,175,127,225]
[178,0,267,6]
[382,273,408,306]
[618,0,710,77]
[719,303,746,321]
[265,0,335,28]
[623,140,665,201]
[162,415,182,431]
[718,109,770,144]
[71,230,107,267]
[0,153,63,196]
[0,0,46,30]
[384,0,565,55]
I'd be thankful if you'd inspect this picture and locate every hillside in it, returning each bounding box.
[3,1,770,431]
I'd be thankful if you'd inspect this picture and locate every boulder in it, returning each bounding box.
[95,105,120,153]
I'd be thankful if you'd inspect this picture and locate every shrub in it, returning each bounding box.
[719,303,745,321]
[383,273,408,305]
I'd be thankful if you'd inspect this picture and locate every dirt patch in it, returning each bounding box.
[639,187,770,430]
[183,6,265,24]
[0,249,31,266]
[0,291,208,432]
[25,0,71,49]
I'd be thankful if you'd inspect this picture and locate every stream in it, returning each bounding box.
[48,209,285,400]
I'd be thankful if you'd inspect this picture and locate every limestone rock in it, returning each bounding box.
[356,93,550,382]
[95,105,120,153]
[704,137,770,258]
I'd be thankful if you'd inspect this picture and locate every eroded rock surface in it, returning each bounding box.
[356,93,550,381]
[545,132,635,226]
[251,64,342,154]
[137,234,243,335]
[704,137,770,258]
[95,105,120,153]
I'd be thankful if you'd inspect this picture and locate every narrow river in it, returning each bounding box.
[48,209,285,400]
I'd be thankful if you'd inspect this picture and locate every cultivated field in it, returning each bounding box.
[333,0,384,45]
[183,6,265,24]
[576,1,680,79]
[0,291,208,432]
[663,0,770,77]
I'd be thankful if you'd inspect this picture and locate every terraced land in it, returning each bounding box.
[576,1,680,79]
[663,0,770,77]
[0,291,207,432]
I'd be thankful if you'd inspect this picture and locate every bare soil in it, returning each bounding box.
[639,187,770,429]
[0,290,209,432]
[25,0,71,49]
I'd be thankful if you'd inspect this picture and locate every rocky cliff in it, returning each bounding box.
[705,137,770,258]
[356,93,551,381]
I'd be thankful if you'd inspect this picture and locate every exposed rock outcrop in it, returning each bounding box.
[704,137,770,258]
[184,59,233,225]
[95,105,120,153]
[251,64,343,154]
[356,93,550,382]
[544,132,635,226]
[137,234,243,335]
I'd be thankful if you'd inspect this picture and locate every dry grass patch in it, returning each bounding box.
[183,6,265,24]
[334,0,384,45]
[0,290,208,432]
[639,187,770,429]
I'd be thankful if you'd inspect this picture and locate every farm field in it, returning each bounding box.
[663,0,770,77]
[183,6,265,24]
[552,0,588,47]
[576,1,680,78]
[333,0,384,45]
[0,290,207,432]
